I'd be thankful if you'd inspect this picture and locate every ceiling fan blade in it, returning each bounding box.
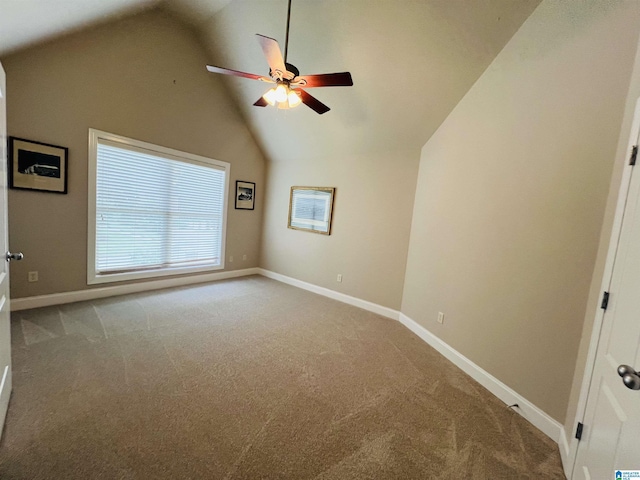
[206,65,272,82]
[293,72,353,88]
[253,96,268,107]
[298,89,330,115]
[256,34,287,79]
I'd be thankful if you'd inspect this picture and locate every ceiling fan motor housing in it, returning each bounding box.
[270,62,299,81]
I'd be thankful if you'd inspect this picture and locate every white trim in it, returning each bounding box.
[0,366,7,400]
[90,263,226,285]
[11,268,259,311]
[257,269,400,320]
[566,96,640,477]
[86,128,230,285]
[558,428,573,479]
[398,312,562,442]
[87,128,98,284]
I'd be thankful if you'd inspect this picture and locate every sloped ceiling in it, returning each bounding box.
[0,0,541,161]
[201,0,541,161]
[0,0,158,55]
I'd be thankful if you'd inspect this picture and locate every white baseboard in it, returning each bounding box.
[257,269,400,320]
[10,268,260,311]
[398,312,563,444]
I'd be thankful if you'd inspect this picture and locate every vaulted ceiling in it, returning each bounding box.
[0,0,541,161]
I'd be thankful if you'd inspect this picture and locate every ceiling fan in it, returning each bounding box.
[205,0,353,114]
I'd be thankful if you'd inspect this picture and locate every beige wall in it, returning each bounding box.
[401,0,640,422]
[2,9,266,299]
[260,149,419,310]
[563,9,640,447]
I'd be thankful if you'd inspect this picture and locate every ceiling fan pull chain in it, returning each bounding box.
[284,0,292,63]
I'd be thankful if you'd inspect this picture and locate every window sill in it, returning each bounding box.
[87,262,225,285]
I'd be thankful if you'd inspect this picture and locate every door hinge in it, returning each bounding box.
[601,291,610,310]
[575,422,584,441]
[631,145,638,166]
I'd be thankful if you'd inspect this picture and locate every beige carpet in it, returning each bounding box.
[0,276,565,479]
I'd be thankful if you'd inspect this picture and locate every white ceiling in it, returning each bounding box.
[0,0,235,55]
[0,0,541,160]
[164,0,233,26]
[0,0,156,55]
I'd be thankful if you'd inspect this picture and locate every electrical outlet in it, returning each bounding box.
[242,254,247,261]
[28,271,38,283]
[229,256,234,263]
[437,312,444,324]
[337,274,342,283]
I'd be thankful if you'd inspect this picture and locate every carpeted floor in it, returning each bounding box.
[0,276,565,479]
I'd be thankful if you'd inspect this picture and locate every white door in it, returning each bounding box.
[0,62,14,438]
[573,130,640,475]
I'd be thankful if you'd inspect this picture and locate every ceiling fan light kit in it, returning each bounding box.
[262,84,302,109]
[205,0,353,114]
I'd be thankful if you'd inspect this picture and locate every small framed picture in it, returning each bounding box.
[235,180,255,210]
[288,186,335,235]
[8,137,68,194]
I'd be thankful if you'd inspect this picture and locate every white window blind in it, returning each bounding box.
[89,131,229,283]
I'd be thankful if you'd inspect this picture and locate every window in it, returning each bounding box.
[88,129,229,284]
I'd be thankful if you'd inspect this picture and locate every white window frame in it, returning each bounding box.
[87,129,230,285]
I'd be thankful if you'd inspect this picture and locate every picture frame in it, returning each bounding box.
[235,180,255,210]
[288,186,335,235]
[8,137,68,194]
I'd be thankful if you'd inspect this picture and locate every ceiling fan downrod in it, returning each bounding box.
[284,0,292,64]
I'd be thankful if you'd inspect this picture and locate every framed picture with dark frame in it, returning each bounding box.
[235,180,255,210]
[288,186,335,235]
[8,137,68,194]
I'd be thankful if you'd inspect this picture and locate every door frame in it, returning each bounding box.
[566,96,640,478]
[0,60,12,439]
